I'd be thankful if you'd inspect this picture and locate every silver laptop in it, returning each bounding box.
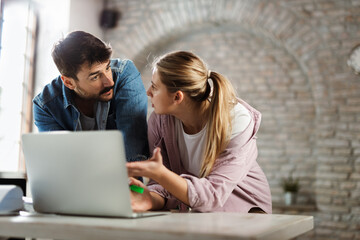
[22,130,169,218]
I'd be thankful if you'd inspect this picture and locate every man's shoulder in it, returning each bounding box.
[33,76,64,107]
[111,58,138,75]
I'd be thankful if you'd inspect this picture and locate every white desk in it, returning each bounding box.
[0,211,313,240]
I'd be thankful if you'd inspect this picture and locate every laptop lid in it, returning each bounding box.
[22,130,164,218]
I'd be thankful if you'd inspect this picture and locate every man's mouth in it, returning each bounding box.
[100,86,114,95]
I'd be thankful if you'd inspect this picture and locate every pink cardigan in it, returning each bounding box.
[147,99,272,213]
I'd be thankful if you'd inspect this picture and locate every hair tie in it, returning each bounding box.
[207,70,211,79]
[198,80,211,101]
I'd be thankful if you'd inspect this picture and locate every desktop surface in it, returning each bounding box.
[0,211,313,240]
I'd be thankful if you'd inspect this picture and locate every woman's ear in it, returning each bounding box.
[174,90,184,104]
[61,76,76,90]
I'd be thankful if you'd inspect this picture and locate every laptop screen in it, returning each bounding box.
[22,130,136,217]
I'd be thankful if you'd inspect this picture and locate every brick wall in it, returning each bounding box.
[105,0,360,239]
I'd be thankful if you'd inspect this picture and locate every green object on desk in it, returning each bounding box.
[130,185,144,194]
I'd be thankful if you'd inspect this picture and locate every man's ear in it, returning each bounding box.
[61,75,76,90]
[174,91,184,104]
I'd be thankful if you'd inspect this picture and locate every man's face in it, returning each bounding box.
[69,60,114,102]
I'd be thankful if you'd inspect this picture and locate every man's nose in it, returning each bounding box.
[102,74,114,87]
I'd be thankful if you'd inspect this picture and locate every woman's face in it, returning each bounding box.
[147,68,176,114]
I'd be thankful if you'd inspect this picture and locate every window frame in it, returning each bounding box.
[0,0,38,173]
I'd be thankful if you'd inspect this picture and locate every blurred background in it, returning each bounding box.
[0,0,359,239]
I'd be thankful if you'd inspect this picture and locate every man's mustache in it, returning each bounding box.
[100,86,114,95]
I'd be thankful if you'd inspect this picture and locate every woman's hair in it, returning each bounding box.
[153,51,237,177]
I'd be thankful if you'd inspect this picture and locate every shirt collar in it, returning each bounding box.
[62,83,75,109]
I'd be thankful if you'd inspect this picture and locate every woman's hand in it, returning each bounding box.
[128,147,190,206]
[129,177,166,211]
[128,177,153,211]
[127,147,166,181]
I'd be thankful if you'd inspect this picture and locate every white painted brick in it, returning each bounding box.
[103,1,360,238]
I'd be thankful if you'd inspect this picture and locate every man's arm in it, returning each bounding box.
[113,59,149,161]
[33,100,65,131]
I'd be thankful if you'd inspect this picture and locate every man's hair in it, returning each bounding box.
[51,31,112,80]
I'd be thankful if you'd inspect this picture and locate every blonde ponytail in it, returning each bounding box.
[199,71,236,177]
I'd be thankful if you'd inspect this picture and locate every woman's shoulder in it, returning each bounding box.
[236,98,261,121]
[148,112,176,128]
[148,113,178,142]
[230,101,251,137]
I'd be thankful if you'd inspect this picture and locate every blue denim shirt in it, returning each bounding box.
[33,59,149,161]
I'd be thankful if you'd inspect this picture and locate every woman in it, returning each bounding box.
[127,51,272,213]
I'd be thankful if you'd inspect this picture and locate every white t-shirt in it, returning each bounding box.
[175,102,251,176]
[78,101,101,131]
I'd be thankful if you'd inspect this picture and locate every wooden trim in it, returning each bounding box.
[18,4,38,172]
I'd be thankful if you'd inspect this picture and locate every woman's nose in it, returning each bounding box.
[146,87,152,97]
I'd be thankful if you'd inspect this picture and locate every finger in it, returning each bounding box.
[127,169,142,178]
[126,162,140,168]
[128,177,138,185]
[152,147,163,163]
[128,177,143,186]
[127,161,150,170]
[149,148,158,160]
[127,162,144,173]
[154,147,161,157]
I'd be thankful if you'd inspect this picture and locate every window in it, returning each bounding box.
[0,0,37,172]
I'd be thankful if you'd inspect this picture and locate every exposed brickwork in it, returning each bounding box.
[105,0,360,239]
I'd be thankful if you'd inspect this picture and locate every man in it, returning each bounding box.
[33,31,149,161]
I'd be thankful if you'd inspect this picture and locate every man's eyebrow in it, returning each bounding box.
[88,70,100,78]
[88,61,111,78]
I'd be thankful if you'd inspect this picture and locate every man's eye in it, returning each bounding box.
[92,75,98,80]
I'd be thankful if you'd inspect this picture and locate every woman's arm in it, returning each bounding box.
[129,139,261,213]
[145,113,185,210]
[127,148,190,206]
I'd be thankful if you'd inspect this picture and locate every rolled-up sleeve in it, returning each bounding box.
[146,113,183,210]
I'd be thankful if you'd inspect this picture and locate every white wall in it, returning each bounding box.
[33,0,71,96]
[69,0,104,37]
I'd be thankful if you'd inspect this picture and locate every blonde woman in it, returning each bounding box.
[127,51,272,213]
